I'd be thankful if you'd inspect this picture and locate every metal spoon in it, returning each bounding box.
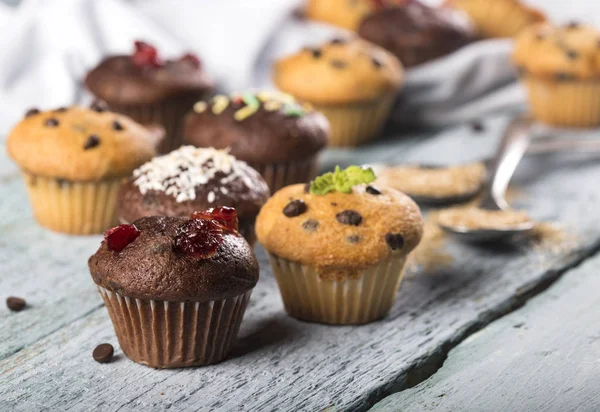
[438,115,535,242]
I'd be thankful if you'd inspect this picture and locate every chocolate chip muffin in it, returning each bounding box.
[6,105,158,234]
[89,212,259,368]
[117,146,270,246]
[444,0,545,39]
[183,91,329,191]
[255,166,423,325]
[306,0,408,31]
[358,2,475,68]
[513,22,600,127]
[274,36,403,147]
[85,41,214,153]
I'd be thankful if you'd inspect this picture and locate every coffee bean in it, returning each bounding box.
[112,120,124,131]
[385,233,405,250]
[91,101,108,113]
[84,135,101,150]
[330,37,348,45]
[302,219,319,232]
[346,234,360,244]
[330,60,347,69]
[283,199,307,217]
[366,185,381,195]
[6,296,26,312]
[93,343,114,363]
[44,118,59,127]
[25,108,40,117]
[470,120,485,133]
[55,107,68,112]
[336,210,362,226]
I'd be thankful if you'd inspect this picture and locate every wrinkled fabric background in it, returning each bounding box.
[0,0,597,135]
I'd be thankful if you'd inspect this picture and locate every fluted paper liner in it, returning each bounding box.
[250,156,319,193]
[98,287,252,368]
[22,172,122,235]
[310,93,396,147]
[268,254,407,325]
[523,76,600,127]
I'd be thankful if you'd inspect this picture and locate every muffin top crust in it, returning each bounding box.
[444,0,545,38]
[513,22,600,80]
[118,146,270,222]
[273,37,403,104]
[358,2,475,68]
[305,0,408,31]
[255,166,423,278]
[85,41,214,105]
[89,213,259,302]
[183,91,329,163]
[6,104,157,181]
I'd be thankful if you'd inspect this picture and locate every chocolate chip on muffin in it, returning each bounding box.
[336,210,362,226]
[284,199,307,217]
[44,118,59,127]
[385,232,405,250]
[25,108,40,117]
[84,135,101,150]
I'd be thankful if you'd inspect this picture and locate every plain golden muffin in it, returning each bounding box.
[256,166,423,324]
[6,105,157,234]
[444,0,545,39]
[274,37,403,147]
[513,22,600,127]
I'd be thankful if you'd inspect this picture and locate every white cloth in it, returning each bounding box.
[0,0,597,135]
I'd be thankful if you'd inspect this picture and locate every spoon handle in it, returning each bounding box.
[480,115,534,211]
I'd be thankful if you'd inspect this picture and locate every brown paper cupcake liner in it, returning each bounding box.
[523,75,600,127]
[21,172,122,235]
[108,94,204,154]
[267,254,407,325]
[249,156,319,193]
[310,93,396,147]
[98,287,252,368]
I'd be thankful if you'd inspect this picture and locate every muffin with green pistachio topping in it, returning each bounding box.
[255,166,424,325]
[182,91,329,192]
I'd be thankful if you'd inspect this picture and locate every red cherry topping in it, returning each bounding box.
[175,219,224,258]
[192,206,239,232]
[104,224,140,252]
[132,40,163,68]
[180,53,201,69]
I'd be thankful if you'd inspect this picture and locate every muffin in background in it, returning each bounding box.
[256,166,423,325]
[358,2,475,68]
[118,146,270,247]
[85,40,214,153]
[305,0,407,31]
[183,91,329,192]
[89,212,258,368]
[274,37,403,147]
[6,105,157,235]
[513,23,600,127]
[444,0,545,39]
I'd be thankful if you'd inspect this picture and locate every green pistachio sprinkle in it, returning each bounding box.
[242,93,260,108]
[283,103,305,117]
[309,165,376,195]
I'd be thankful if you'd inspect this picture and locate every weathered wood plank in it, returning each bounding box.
[370,250,600,412]
[2,115,600,411]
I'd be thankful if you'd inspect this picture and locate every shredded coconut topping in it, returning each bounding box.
[132,146,256,203]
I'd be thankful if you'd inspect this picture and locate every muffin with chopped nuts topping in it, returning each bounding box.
[513,22,600,127]
[444,0,545,39]
[85,40,214,153]
[274,36,403,147]
[6,105,158,234]
[183,91,329,192]
[255,165,423,325]
[117,146,269,246]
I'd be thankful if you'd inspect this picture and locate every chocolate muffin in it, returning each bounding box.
[358,2,475,68]
[117,146,269,246]
[89,212,259,368]
[85,41,214,153]
[182,91,329,192]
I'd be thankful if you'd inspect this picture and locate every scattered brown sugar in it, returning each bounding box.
[530,222,579,254]
[376,162,486,200]
[407,214,453,273]
[437,207,531,230]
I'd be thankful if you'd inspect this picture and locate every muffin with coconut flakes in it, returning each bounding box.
[116,146,269,246]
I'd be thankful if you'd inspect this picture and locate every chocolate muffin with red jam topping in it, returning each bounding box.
[85,40,214,153]
[358,2,475,68]
[89,211,259,368]
[182,91,329,192]
[117,146,269,246]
